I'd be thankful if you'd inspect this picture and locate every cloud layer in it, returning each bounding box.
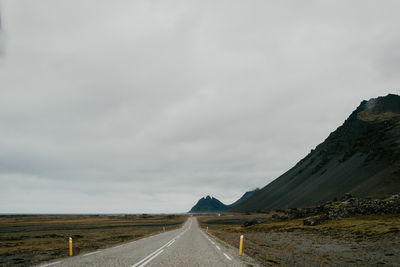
[1,0,399,213]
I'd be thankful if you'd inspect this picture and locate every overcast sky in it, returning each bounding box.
[0,1,399,213]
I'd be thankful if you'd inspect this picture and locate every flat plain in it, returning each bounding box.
[198,213,400,266]
[0,214,187,266]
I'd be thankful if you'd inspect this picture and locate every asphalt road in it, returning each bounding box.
[37,217,255,267]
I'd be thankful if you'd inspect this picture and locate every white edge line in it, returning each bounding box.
[138,249,164,267]
[38,261,61,267]
[223,253,232,260]
[83,250,102,257]
[113,245,123,249]
[202,229,231,261]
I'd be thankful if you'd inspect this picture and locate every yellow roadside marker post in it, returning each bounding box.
[239,235,244,256]
[69,237,73,256]
[206,226,208,233]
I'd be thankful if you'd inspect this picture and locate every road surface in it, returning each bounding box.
[37,217,257,267]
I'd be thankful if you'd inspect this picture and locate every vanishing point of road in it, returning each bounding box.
[37,217,258,267]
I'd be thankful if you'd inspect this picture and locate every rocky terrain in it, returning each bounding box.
[236,192,400,227]
[198,196,400,267]
[299,193,400,226]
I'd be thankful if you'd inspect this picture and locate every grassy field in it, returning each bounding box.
[0,214,188,266]
[198,213,400,266]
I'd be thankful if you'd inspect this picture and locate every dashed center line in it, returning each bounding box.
[132,239,171,267]
[131,219,192,267]
[137,249,164,267]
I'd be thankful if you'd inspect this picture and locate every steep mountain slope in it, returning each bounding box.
[231,94,400,212]
[189,189,259,213]
[228,188,260,207]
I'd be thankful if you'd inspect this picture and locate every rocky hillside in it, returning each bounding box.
[262,193,400,226]
[228,188,260,207]
[231,94,400,212]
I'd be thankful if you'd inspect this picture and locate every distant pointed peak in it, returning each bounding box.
[189,195,228,213]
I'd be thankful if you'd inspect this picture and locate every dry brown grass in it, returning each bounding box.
[245,214,400,239]
[0,214,188,266]
[198,213,400,266]
[199,213,400,239]
[357,110,400,121]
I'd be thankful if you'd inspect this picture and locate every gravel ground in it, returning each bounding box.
[211,229,400,266]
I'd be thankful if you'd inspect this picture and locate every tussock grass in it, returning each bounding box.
[248,214,400,240]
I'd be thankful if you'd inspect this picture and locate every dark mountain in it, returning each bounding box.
[231,94,400,212]
[228,188,260,208]
[189,188,259,213]
[189,196,228,213]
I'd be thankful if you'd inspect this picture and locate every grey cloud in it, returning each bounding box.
[376,40,400,80]
[1,0,400,213]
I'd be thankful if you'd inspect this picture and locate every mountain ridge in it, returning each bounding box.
[189,188,259,213]
[230,94,400,212]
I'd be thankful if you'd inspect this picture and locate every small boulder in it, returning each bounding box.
[242,219,261,227]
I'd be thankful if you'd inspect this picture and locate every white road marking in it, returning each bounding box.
[202,229,233,262]
[137,249,164,267]
[132,241,171,267]
[223,253,232,260]
[83,250,102,257]
[113,245,123,249]
[38,261,61,267]
[132,219,192,267]
[167,240,175,247]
